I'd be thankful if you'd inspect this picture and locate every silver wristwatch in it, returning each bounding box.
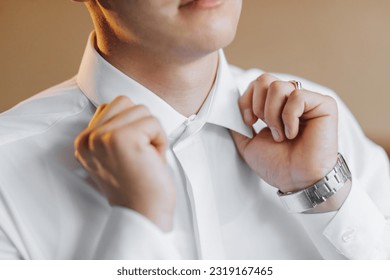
[277,153,352,213]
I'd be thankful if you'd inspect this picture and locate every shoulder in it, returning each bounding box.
[0,77,92,146]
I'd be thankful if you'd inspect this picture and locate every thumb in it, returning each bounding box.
[231,127,276,158]
[230,130,251,156]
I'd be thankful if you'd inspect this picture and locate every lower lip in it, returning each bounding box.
[181,0,224,10]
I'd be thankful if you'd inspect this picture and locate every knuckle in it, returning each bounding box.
[135,104,151,115]
[253,78,262,86]
[143,114,157,122]
[256,73,274,84]
[325,95,337,106]
[290,89,301,97]
[290,90,303,102]
[115,95,133,106]
[269,80,286,93]
[145,115,160,127]
[97,104,106,111]
[324,95,338,113]
[115,95,128,102]
[245,80,255,91]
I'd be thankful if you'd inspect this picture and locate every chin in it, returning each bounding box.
[183,18,238,51]
[204,34,236,52]
[197,25,238,52]
[175,0,241,53]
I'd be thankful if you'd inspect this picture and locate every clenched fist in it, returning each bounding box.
[74,96,175,231]
[232,74,339,196]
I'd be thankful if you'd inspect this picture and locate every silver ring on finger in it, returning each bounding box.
[289,80,303,91]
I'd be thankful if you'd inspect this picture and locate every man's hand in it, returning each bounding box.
[74,96,175,231]
[231,74,339,194]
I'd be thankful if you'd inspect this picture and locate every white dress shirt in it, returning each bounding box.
[0,34,389,260]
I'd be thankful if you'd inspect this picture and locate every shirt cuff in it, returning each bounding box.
[297,179,389,259]
[94,206,180,260]
[323,179,389,259]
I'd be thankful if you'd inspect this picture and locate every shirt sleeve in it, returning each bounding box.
[296,89,390,259]
[93,206,181,260]
[0,227,22,260]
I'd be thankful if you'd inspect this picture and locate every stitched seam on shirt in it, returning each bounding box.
[0,80,80,116]
[0,98,91,146]
[0,97,90,258]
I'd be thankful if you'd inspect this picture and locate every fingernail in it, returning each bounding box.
[243,109,252,124]
[285,126,290,139]
[270,127,280,141]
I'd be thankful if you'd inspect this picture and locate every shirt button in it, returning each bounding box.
[341,229,355,243]
[184,114,197,126]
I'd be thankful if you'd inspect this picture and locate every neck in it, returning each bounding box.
[95,36,219,117]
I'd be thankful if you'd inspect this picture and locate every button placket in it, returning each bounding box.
[184,114,196,126]
[172,136,225,259]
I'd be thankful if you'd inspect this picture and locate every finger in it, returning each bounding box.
[129,116,167,156]
[74,133,98,171]
[76,104,109,157]
[74,128,91,158]
[88,105,151,151]
[89,95,135,129]
[92,104,107,122]
[75,127,102,172]
[238,74,278,126]
[281,90,304,140]
[238,82,256,125]
[252,74,278,120]
[108,116,167,157]
[282,90,338,139]
[264,80,295,142]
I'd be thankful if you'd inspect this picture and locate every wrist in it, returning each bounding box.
[283,154,339,194]
[302,179,351,213]
[278,153,352,213]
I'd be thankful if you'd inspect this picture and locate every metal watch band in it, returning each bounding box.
[277,153,352,213]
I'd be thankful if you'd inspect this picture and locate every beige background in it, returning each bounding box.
[1,0,389,150]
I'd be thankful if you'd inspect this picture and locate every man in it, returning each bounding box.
[0,0,389,259]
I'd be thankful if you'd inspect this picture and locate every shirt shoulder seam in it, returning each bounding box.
[0,99,91,146]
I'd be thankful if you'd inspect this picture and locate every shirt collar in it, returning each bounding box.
[77,33,252,138]
[206,51,252,138]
